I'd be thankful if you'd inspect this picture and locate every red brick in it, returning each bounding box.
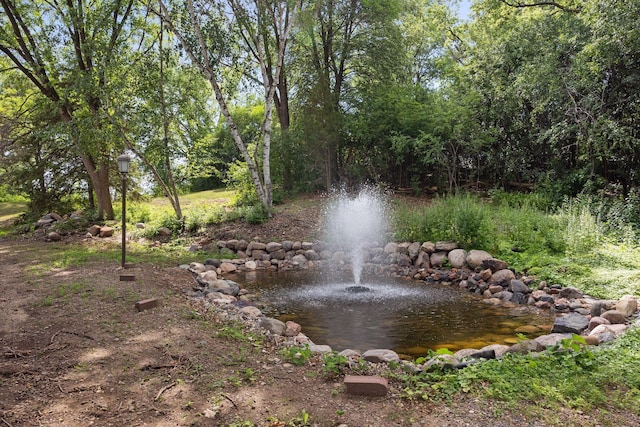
[135,298,160,312]
[344,375,388,397]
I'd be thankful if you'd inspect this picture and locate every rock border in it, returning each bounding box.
[181,238,640,371]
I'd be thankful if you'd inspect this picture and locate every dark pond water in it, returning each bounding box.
[233,269,555,358]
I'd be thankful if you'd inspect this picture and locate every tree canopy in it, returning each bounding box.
[1,0,639,218]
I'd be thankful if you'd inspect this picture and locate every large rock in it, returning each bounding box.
[415,251,430,268]
[551,313,589,334]
[447,249,467,269]
[291,254,309,268]
[99,226,114,237]
[479,344,510,358]
[383,242,398,254]
[87,225,101,236]
[534,333,573,347]
[219,262,237,274]
[482,258,509,272]
[435,241,457,251]
[304,249,320,261]
[284,321,302,337]
[266,242,283,253]
[157,227,172,237]
[509,279,529,294]
[362,349,400,363]
[466,250,493,269]
[616,295,638,317]
[588,316,610,331]
[559,287,583,299]
[248,241,267,252]
[505,340,545,354]
[589,323,628,338]
[47,231,62,241]
[420,241,435,253]
[430,251,447,267]
[240,306,262,319]
[260,317,286,335]
[487,269,516,285]
[408,242,421,260]
[600,309,627,325]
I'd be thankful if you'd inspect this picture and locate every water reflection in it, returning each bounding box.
[234,270,554,358]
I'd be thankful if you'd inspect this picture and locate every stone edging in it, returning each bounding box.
[181,238,640,370]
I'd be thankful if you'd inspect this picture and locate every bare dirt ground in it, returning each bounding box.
[0,195,636,426]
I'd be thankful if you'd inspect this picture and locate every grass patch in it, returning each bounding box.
[0,201,27,233]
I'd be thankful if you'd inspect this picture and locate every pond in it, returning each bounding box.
[232,269,556,358]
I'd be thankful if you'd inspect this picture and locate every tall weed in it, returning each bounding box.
[393,195,483,248]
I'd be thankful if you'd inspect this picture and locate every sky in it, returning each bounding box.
[457,0,473,21]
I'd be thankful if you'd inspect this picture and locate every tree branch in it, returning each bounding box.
[499,0,582,13]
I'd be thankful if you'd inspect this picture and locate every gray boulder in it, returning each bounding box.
[447,249,467,269]
[466,250,493,269]
[260,317,286,335]
[551,313,589,334]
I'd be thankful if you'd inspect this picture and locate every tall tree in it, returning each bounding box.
[157,0,301,211]
[0,0,139,219]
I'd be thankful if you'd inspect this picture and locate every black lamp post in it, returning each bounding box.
[117,154,131,269]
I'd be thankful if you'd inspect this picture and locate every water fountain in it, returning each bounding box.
[323,186,388,287]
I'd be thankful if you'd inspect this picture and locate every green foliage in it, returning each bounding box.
[322,352,349,378]
[392,193,490,249]
[241,203,270,225]
[0,186,28,203]
[226,161,259,207]
[126,203,152,224]
[281,345,312,366]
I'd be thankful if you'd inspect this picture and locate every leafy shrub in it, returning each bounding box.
[226,161,259,207]
[281,345,312,366]
[242,203,270,224]
[126,203,152,224]
[322,352,349,378]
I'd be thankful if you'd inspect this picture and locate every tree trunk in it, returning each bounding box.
[80,154,114,220]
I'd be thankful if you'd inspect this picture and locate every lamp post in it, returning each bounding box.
[117,154,131,269]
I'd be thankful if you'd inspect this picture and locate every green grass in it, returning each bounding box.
[394,328,640,417]
[0,201,27,235]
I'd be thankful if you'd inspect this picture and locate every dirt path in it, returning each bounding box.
[0,230,633,426]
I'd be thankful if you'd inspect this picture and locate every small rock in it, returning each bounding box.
[505,340,545,354]
[99,226,114,237]
[47,231,62,241]
[284,321,302,337]
[616,295,638,317]
[559,287,583,299]
[482,258,509,272]
[157,227,172,236]
[240,306,262,319]
[600,309,627,325]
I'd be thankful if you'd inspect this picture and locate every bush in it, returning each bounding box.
[392,193,490,249]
